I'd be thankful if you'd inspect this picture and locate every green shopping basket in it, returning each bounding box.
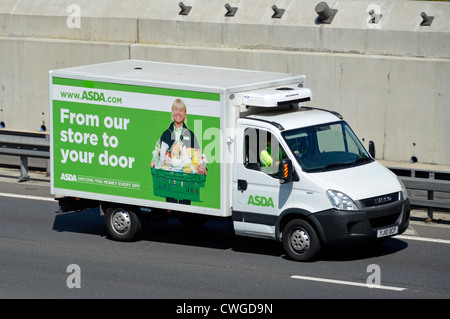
[151,167,206,202]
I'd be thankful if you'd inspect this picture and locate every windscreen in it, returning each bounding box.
[282,121,373,173]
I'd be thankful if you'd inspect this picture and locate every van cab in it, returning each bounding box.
[232,107,410,261]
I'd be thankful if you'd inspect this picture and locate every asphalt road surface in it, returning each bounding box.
[0,169,449,303]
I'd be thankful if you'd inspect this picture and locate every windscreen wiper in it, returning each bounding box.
[351,156,373,167]
[321,161,354,172]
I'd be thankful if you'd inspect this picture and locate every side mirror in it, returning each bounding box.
[279,158,293,183]
[369,141,376,158]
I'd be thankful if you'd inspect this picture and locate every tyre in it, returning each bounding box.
[105,206,143,242]
[282,219,321,262]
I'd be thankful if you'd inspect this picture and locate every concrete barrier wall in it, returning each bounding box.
[0,0,449,165]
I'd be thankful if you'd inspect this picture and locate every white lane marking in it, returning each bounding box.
[395,235,450,245]
[291,275,406,291]
[0,192,55,202]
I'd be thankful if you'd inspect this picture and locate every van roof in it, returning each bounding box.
[51,59,305,93]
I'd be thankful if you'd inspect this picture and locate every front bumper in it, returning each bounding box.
[310,199,410,245]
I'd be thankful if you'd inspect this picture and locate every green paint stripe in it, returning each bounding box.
[52,77,220,101]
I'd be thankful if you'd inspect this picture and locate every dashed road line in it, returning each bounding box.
[0,192,55,202]
[291,275,406,291]
[395,235,450,245]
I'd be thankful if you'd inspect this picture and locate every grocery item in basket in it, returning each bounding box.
[171,141,181,156]
[152,140,207,174]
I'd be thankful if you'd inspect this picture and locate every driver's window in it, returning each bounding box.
[244,128,286,177]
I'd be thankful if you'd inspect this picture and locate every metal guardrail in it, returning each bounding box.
[0,131,49,181]
[388,166,450,221]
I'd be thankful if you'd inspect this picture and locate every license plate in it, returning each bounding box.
[377,226,398,238]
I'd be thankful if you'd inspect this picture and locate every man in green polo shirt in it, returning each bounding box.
[260,134,285,175]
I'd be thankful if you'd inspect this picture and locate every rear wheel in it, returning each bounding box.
[105,206,143,242]
[282,219,321,262]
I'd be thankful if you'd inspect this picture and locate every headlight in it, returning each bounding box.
[326,189,358,211]
[398,177,408,200]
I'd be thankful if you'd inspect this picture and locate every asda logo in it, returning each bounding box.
[247,195,274,208]
[82,90,106,102]
[61,173,77,182]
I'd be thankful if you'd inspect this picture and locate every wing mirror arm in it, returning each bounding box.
[369,141,376,158]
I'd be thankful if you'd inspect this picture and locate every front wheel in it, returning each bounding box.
[282,219,321,262]
[105,206,143,242]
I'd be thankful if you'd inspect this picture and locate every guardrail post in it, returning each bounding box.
[427,171,434,221]
[427,190,434,221]
[19,155,30,182]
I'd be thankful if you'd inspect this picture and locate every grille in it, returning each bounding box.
[360,192,400,208]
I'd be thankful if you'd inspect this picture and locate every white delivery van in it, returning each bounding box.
[50,60,410,261]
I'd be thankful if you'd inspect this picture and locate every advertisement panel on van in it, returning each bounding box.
[51,77,221,211]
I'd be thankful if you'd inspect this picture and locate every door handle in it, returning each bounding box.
[237,179,247,191]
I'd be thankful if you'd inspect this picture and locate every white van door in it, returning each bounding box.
[232,121,293,238]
